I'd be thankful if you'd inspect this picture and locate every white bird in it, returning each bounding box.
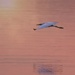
[33,22,64,30]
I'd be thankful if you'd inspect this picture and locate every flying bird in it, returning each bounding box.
[33,22,64,30]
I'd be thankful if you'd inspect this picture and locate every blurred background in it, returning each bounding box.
[0,0,75,75]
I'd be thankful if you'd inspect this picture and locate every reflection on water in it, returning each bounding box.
[33,63,63,75]
[37,66,54,74]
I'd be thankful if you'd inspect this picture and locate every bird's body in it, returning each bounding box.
[37,22,57,29]
[33,22,63,30]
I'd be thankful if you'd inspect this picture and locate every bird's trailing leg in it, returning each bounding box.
[54,26,64,29]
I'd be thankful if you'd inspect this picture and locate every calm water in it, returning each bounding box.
[0,0,75,75]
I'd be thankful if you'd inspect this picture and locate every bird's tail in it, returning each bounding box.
[33,28,36,30]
